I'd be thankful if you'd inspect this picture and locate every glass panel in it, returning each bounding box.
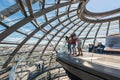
[58,6,67,15]
[46,10,56,20]
[62,20,70,25]
[74,19,80,24]
[2,11,24,26]
[17,23,36,35]
[32,2,41,13]
[70,3,79,10]
[88,24,100,38]
[2,32,26,43]
[69,11,77,17]
[59,15,67,22]
[0,0,16,11]
[33,31,45,38]
[97,22,108,37]
[37,15,46,25]
[25,38,39,44]
[60,0,68,3]
[70,16,78,21]
[45,0,55,8]
[80,23,92,37]
[50,29,57,34]
[44,25,52,31]
[108,20,119,35]
[0,25,6,33]
[17,45,34,56]
[50,19,59,27]
[56,25,63,30]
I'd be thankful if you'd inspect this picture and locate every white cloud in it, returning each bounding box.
[7,0,15,3]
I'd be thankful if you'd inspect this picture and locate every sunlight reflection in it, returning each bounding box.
[81,57,101,60]
[83,61,93,68]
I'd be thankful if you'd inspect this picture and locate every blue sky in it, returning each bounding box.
[86,0,120,12]
[0,0,15,11]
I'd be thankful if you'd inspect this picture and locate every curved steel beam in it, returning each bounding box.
[54,20,84,50]
[40,18,79,57]
[28,9,77,57]
[82,23,96,48]
[0,1,73,42]
[1,1,75,68]
[84,8,120,18]
[0,0,40,20]
[77,0,120,23]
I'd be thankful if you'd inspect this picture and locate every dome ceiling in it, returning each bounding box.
[0,0,120,79]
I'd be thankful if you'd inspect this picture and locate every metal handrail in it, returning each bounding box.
[9,58,24,80]
[9,57,44,80]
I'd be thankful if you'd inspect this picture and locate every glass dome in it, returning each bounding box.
[0,0,120,79]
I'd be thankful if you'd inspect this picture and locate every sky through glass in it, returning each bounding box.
[86,0,120,12]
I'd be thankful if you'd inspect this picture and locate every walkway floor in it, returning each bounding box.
[73,52,120,69]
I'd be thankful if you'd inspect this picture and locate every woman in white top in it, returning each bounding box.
[77,38,83,56]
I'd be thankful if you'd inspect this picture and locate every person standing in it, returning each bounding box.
[88,44,94,52]
[37,63,41,71]
[71,33,77,55]
[65,36,72,54]
[77,38,83,56]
